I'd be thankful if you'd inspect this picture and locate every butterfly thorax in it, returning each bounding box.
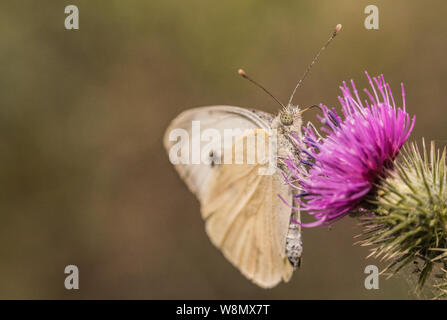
[273,105,304,269]
[272,105,303,167]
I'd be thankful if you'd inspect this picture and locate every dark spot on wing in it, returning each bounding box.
[209,150,219,168]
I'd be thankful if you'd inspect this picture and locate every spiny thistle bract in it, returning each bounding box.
[358,141,447,297]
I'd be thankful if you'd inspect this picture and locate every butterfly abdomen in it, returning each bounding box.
[285,208,303,269]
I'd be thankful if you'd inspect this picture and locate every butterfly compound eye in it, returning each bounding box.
[280,112,293,126]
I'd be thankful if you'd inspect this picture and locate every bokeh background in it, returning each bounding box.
[0,0,446,299]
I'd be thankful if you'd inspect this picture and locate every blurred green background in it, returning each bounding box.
[0,0,446,299]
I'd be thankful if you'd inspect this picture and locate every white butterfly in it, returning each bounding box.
[163,25,342,288]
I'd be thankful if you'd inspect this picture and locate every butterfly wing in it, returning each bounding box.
[164,107,293,288]
[163,106,272,201]
[202,130,293,288]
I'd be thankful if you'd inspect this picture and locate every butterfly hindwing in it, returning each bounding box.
[201,129,293,288]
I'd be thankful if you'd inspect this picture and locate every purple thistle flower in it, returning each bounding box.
[282,72,416,227]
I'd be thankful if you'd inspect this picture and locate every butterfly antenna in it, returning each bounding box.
[238,69,285,109]
[287,24,342,106]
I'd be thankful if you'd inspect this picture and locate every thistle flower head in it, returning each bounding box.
[358,141,447,295]
[284,72,415,227]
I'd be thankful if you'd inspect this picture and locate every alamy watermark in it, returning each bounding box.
[64,265,79,290]
[64,5,79,30]
[167,121,279,175]
[364,265,379,290]
[364,5,379,30]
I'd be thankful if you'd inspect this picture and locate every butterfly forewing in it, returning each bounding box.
[163,106,271,201]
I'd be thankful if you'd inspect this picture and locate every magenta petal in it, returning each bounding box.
[283,72,415,227]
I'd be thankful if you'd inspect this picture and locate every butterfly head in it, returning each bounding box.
[279,110,294,126]
[277,105,303,131]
